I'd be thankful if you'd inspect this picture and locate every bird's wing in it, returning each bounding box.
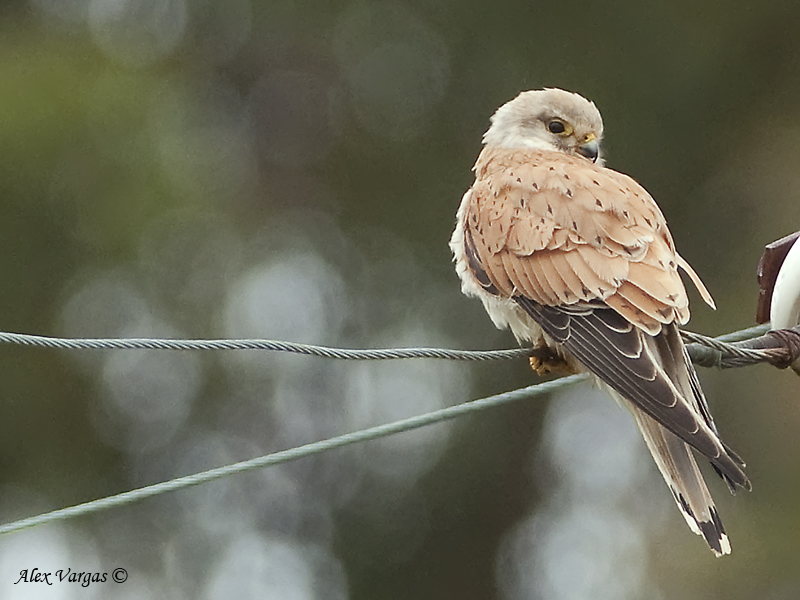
[463,147,748,490]
[465,146,713,328]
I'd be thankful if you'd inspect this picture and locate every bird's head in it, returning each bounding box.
[483,88,604,164]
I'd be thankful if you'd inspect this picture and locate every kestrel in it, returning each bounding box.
[450,88,750,555]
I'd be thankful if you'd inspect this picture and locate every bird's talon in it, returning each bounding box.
[529,347,572,376]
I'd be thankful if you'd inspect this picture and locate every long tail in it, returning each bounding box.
[629,403,730,556]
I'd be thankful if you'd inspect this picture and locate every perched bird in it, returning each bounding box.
[450,88,750,556]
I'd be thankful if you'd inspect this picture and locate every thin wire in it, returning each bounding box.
[0,374,588,536]
[0,324,780,364]
[683,323,785,368]
[707,322,772,343]
[0,331,534,361]
[682,323,770,352]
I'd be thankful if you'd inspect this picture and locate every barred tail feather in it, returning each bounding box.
[627,401,730,556]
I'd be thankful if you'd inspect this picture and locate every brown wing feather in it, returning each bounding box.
[562,251,615,299]
[626,261,687,308]
[521,259,561,304]
[545,251,591,302]
[613,282,674,333]
[466,147,711,327]
[529,253,572,304]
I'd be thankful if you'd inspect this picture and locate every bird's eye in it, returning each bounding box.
[547,120,567,134]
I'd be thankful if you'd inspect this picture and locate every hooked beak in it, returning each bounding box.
[577,133,599,162]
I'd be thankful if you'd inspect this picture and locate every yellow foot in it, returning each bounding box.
[528,345,573,376]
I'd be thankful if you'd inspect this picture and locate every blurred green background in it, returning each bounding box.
[1,0,799,598]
